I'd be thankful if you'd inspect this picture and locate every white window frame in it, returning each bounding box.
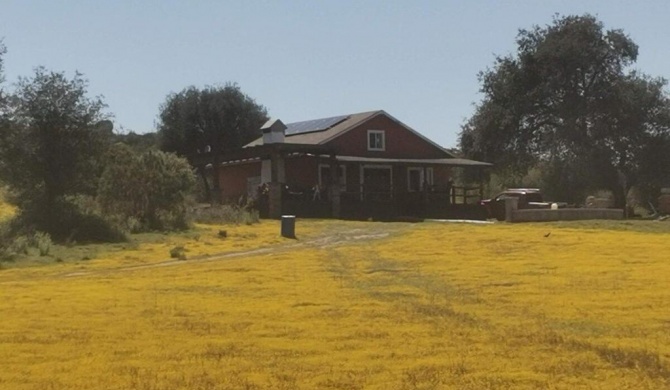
[318,164,346,188]
[367,130,386,151]
[407,167,424,192]
[425,167,434,187]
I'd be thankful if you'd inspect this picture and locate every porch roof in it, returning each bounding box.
[336,155,492,167]
[193,145,492,168]
[190,143,336,167]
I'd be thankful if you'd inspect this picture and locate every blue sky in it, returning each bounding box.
[1,1,668,148]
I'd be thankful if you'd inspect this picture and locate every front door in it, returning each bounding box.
[361,166,392,201]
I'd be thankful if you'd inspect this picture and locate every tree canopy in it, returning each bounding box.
[0,40,5,85]
[0,67,112,236]
[158,84,268,158]
[157,83,268,201]
[0,41,7,127]
[460,14,670,206]
[112,130,159,152]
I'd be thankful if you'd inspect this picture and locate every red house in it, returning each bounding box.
[200,110,490,219]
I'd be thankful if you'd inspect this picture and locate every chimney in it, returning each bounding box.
[261,118,287,144]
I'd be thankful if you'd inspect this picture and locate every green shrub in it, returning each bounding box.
[244,209,260,225]
[169,245,187,260]
[31,232,52,256]
[53,197,127,243]
[0,230,53,260]
[154,209,191,231]
[9,235,29,255]
[191,204,260,225]
[0,222,14,261]
[124,216,142,234]
[9,196,127,244]
[98,144,196,232]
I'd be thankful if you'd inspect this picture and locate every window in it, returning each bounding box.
[367,130,385,151]
[407,167,423,192]
[426,167,434,188]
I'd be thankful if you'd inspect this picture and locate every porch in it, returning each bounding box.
[280,183,488,220]
[282,155,490,220]
[193,143,491,220]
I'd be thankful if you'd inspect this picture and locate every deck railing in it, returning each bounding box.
[276,183,485,219]
[448,186,484,205]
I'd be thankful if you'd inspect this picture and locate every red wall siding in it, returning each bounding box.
[434,166,451,187]
[218,162,261,202]
[393,167,405,193]
[342,163,358,194]
[325,114,448,159]
[284,156,360,193]
[284,155,319,190]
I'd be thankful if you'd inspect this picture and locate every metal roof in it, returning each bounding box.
[245,111,382,147]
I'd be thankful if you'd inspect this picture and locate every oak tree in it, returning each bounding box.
[0,68,112,236]
[460,15,670,206]
[157,84,268,201]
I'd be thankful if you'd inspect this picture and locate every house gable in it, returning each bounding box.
[244,111,380,148]
[324,112,451,159]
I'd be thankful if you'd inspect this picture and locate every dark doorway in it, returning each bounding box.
[362,167,392,201]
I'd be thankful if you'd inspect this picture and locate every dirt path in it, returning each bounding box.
[43,224,411,279]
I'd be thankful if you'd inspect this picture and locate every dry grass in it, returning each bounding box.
[1,218,670,389]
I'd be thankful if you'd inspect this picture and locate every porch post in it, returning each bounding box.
[422,167,429,216]
[268,149,284,219]
[478,168,484,201]
[211,154,222,204]
[329,154,341,218]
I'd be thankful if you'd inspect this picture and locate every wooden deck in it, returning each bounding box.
[274,185,487,220]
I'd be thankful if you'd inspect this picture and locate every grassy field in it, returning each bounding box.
[1,216,670,389]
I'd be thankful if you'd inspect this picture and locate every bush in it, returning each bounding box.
[0,229,54,261]
[11,196,127,244]
[98,144,196,232]
[54,196,127,243]
[169,245,187,260]
[0,221,12,260]
[124,216,142,234]
[31,231,52,256]
[9,235,29,256]
[191,204,260,225]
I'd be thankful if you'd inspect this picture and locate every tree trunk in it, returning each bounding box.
[611,186,626,210]
[198,167,211,203]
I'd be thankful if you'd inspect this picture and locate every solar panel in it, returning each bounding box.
[285,115,349,136]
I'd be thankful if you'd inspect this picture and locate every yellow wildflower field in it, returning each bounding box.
[1,219,669,389]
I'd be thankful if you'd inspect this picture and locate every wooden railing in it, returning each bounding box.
[282,183,483,205]
[344,185,485,204]
[449,186,484,205]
